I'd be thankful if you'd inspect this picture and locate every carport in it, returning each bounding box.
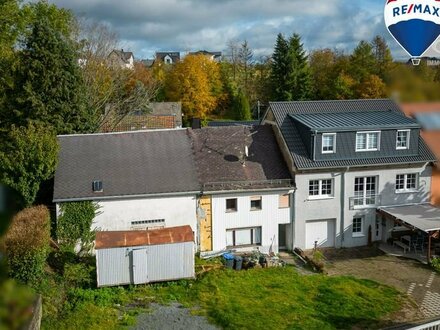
[377,204,440,260]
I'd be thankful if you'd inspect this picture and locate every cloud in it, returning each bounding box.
[49,0,411,60]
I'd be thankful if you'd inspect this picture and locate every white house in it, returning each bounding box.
[108,49,134,70]
[262,99,436,250]
[53,129,200,241]
[189,126,294,254]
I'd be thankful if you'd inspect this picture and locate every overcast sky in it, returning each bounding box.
[49,0,440,61]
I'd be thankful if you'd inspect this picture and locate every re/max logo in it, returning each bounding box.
[393,4,440,16]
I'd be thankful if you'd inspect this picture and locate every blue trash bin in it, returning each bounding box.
[234,256,243,270]
[223,253,234,269]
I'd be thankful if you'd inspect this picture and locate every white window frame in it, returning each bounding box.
[352,216,364,237]
[322,133,336,154]
[353,176,378,208]
[396,129,410,150]
[395,173,418,193]
[226,227,262,248]
[356,131,381,152]
[308,179,334,199]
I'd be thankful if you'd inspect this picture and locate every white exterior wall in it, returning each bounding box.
[210,191,291,254]
[91,195,198,238]
[294,164,432,249]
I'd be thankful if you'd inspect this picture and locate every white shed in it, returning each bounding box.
[95,225,195,287]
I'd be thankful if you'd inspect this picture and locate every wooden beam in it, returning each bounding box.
[428,234,432,262]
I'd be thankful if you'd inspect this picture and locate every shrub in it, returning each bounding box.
[0,279,35,329]
[4,205,50,284]
[431,257,440,273]
[57,201,99,254]
[63,263,94,288]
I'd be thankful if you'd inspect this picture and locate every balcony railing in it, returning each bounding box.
[349,194,381,210]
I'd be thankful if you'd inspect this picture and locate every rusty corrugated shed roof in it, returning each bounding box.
[95,225,194,249]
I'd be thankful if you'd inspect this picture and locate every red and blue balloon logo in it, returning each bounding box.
[385,0,440,62]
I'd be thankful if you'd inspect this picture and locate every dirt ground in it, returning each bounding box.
[321,246,440,323]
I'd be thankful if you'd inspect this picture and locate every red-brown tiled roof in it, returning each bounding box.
[95,225,194,249]
[100,115,176,132]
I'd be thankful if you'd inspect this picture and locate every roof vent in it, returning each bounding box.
[92,180,103,192]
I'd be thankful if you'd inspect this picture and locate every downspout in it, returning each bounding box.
[340,167,349,248]
[290,187,297,251]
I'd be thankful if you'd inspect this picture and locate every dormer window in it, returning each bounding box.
[356,131,380,152]
[396,130,410,150]
[92,180,103,192]
[322,133,336,154]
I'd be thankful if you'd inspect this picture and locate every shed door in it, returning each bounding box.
[132,248,148,284]
[305,219,335,249]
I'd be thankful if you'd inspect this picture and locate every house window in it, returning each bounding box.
[356,131,380,151]
[226,227,262,247]
[322,133,336,154]
[309,179,333,198]
[352,217,363,237]
[396,174,418,192]
[279,194,290,208]
[226,198,237,212]
[354,176,377,207]
[131,219,165,229]
[92,180,103,192]
[250,196,262,211]
[396,130,410,150]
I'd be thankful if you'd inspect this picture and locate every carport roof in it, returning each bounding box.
[378,204,440,232]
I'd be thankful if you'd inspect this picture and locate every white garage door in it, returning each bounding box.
[305,219,336,249]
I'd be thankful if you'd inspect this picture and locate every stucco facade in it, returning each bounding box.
[89,195,198,239]
[293,164,432,249]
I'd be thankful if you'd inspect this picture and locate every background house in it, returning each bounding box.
[53,129,200,242]
[100,102,183,132]
[189,125,294,254]
[155,52,180,64]
[263,99,435,250]
[401,103,440,206]
[108,49,134,69]
[189,50,222,62]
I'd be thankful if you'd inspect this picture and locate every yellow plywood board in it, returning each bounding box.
[199,195,212,252]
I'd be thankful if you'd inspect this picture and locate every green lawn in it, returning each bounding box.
[41,265,403,330]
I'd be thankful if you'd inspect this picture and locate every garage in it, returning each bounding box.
[95,225,195,287]
[305,219,336,249]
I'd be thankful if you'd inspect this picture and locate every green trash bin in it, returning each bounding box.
[234,256,243,270]
[223,253,234,269]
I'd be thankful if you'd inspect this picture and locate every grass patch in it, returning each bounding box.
[38,255,402,330]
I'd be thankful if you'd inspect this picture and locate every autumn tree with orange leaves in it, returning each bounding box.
[165,54,224,122]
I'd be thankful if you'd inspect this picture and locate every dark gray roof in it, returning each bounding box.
[207,120,259,127]
[109,49,133,63]
[290,110,420,132]
[156,52,180,62]
[267,99,436,170]
[189,126,293,192]
[53,130,199,202]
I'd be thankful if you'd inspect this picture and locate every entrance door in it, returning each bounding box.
[132,248,148,284]
[199,195,212,252]
[278,224,287,250]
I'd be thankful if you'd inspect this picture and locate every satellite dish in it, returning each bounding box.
[245,146,249,157]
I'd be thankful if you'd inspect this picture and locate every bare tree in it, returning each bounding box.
[74,19,159,132]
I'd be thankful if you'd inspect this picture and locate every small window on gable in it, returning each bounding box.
[322,133,336,154]
[396,130,410,150]
[226,198,237,212]
[92,180,103,192]
[250,196,262,211]
[279,194,290,208]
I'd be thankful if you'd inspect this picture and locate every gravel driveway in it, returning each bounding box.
[131,303,219,330]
